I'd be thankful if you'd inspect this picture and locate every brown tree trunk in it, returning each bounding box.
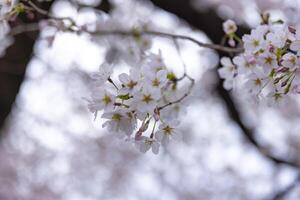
[0,2,53,139]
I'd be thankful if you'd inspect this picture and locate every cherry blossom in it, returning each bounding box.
[242,25,268,53]
[223,19,237,35]
[90,63,113,87]
[136,136,160,154]
[88,88,115,113]
[219,19,300,105]
[218,57,237,90]
[85,51,193,154]
[102,109,137,137]
[133,85,161,114]
[155,120,181,146]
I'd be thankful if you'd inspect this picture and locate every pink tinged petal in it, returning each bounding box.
[152,142,160,154]
[172,130,182,141]
[218,67,229,78]
[290,41,300,52]
[140,142,150,153]
[101,112,113,119]
[155,130,164,141]
[90,72,102,80]
[223,79,234,90]
[135,131,143,140]
[162,135,170,146]
[170,120,180,127]
[233,56,243,66]
[157,70,167,79]
[102,121,109,128]
[295,85,300,94]
[101,63,113,74]
[220,57,232,67]
[242,35,251,43]
[154,111,160,121]
[119,73,130,84]
[228,39,235,47]
[152,90,161,100]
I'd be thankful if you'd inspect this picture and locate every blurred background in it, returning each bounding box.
[1,0,300,199]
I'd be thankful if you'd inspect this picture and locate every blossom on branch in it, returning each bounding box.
[219,19,300,105]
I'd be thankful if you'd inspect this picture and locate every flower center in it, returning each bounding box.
[145,139,154,145]
[102,95,112,105]
[127,80,137,89]
[272,93,283,102]
[254,78,262,86]
[264,56,273,65]
[142,94,153,104]
[163,126,174,135]
[112,113,122,121]
[252,40,260,47]
[152,78,160,87]
[289,57,296,65]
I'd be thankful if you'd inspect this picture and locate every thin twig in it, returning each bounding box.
[22,0,76,24]
[9,21,243,53]
[10,0,244,54]
[91,30,243,53]
[270,174,300,200]
[158,76,195,110]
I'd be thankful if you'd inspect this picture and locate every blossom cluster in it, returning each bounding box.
[87,53,191,154]
[220,20,300,105]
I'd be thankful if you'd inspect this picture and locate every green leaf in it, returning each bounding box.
[117,94,131,100]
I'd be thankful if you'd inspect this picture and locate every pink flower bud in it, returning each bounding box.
[154,108,160,121]
[268,45,275,53]
[228,39,236,47]
[276,67,289,73]
[288,26,296,34]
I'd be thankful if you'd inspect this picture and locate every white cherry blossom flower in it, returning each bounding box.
[233,55,256,74]
[243,25,267,53]
[266,91,288,106]
[218,57,236,90]
[88,88,116,113]
[281,53,299,68]
[118,68,141,92]
[90,63,113,87]
[102,110,137,137]
[257,52,278,73]
[266,26,290,48]
[144,69,168,89]
[133,85,160,113]
[142,51,166,74]
[136,136,160,154]
[155,120,181,146]
[290,33,300,55]
[244,71,268,94]
[223,19,237,34]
